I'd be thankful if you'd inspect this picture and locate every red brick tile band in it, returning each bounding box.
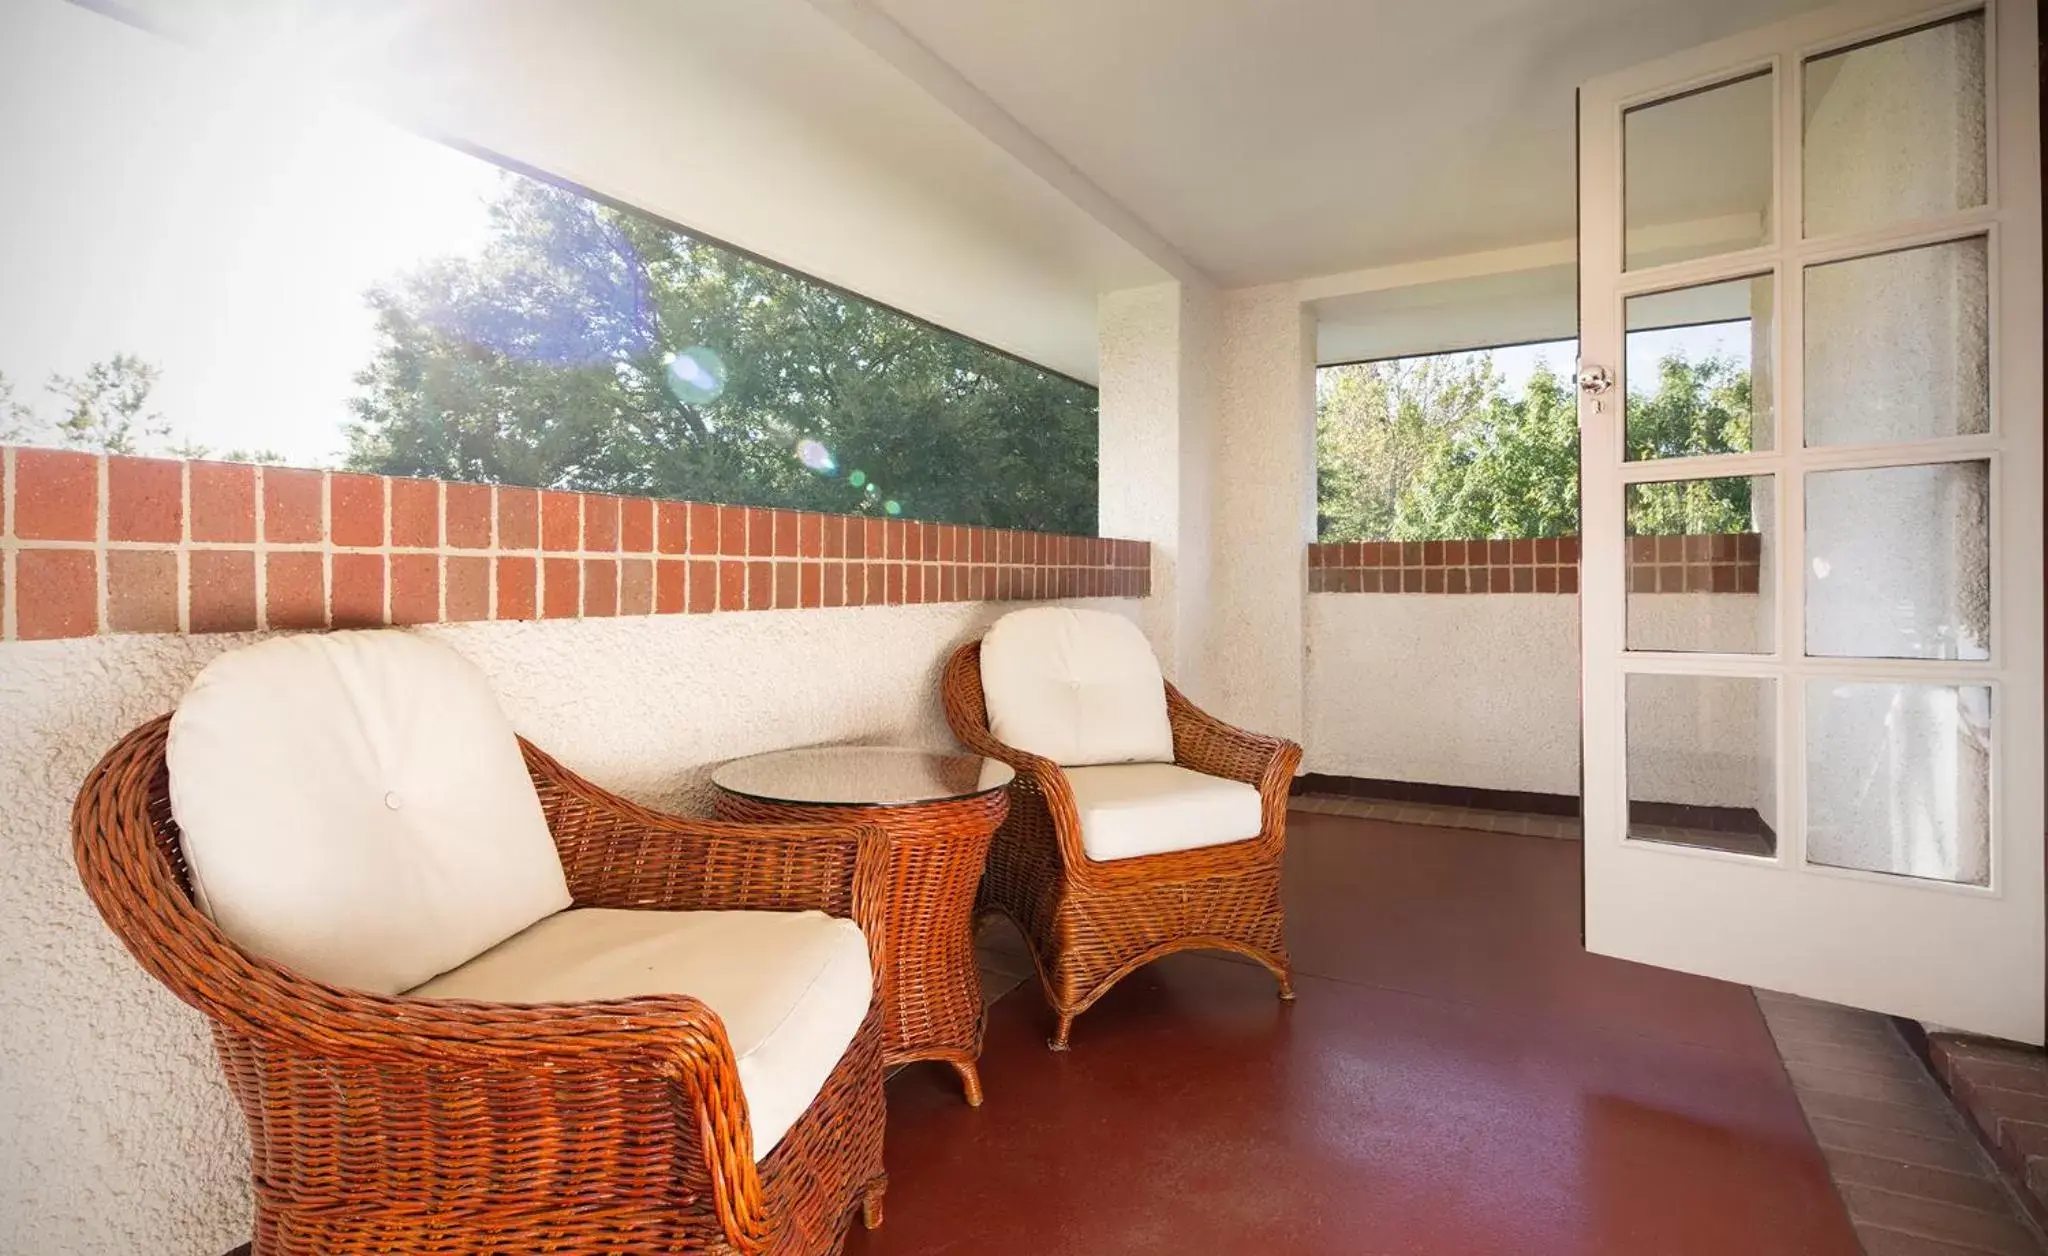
[0,446,1150,642]
[1307,535,1761,595]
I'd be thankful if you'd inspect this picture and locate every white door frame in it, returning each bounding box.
[1578,0,2045,1041]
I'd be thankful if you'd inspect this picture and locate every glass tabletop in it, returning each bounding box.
[711,746,1015,808]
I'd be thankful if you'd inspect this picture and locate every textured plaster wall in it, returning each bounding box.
[1307,593,1771,809]
[1097,282,1219,686]
[1207,285,1317,739]
[0,599,1137,1256]
[1099,284,1187,668]
[1174,285,1222,700]
[1306,595,1581,794]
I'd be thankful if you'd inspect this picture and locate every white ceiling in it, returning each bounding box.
[864,0,1835,287]
[1314,265,1578,365]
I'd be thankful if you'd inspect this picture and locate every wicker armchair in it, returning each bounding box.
[942,637,1302,1050]
[73,716,889,1256]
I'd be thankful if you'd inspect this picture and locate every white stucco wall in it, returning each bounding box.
[0,599,1137,1256]
[1307,593,1772,810]
[1305,594,1582,794]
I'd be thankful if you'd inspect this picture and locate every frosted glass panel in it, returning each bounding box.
[1625,71,1773,270]
[1626,276,1774,459]
[1804,13,1987,237]
[1805,461,1989,660]
[1626,475,1774,654]
[1806,682,1991,885]
[1805,238,1989,446]
[1626,674,1777,856]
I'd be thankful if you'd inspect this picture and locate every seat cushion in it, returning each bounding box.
[1065,763,1264,862]
[167,630,570,995]
[408,908,872,1160]
[979,607,1174,767]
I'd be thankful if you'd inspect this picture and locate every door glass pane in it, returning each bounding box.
[1627,674,1777,856]
[1805,237,1990,447]
[1626,276,1774,459]
[1804,12,1987,237]
[1626,475,1774,653]
[1806,682,1991,885]
[1625,70,1774,270]
[1806,461,1990,660]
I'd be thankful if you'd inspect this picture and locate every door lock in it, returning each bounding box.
[1577,364,1614,414]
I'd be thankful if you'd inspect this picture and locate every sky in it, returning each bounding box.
[0,0,501,467]
[1,0,1758,471]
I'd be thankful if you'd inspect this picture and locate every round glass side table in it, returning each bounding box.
[712,746,1013,1105]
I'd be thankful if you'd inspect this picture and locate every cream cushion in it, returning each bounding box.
[409,908,872,1159]
[979,607,1174,766]
[1064,763,1264,861]
[167,630,571,995]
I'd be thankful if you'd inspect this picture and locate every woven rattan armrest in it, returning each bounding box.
[519,739,889,958]
[1164,683,1303,798]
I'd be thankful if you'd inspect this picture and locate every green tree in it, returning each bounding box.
[0,371,38,444]
[1392,364,1580,540]
[1622,354,1755,535]
[1317,352,1499,541]
[44,354,170,454]
[1318,346,1758,541]
[345,177,1098,531]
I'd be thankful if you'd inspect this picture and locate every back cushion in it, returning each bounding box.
[167,630,571,994]
[978,607,1175,766]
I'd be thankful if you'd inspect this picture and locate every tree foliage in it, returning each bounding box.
[2,355,183,454]
[44,354,171,454]
[0,372,33,445]
[1317,353,1502,541]
[1619,354,1755,536]
[345,177,1099,532]
[1317,346,1757,541]
[1393,364,1581,540]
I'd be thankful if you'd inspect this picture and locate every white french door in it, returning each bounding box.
[1578,0,2045,1041]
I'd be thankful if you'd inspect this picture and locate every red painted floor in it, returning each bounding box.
[848,810,1861,1256]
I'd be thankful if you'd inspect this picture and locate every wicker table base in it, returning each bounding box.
[716,779,1009,1105]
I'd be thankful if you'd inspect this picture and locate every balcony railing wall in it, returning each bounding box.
[0,446,1149,643]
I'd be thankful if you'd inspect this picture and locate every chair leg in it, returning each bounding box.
[952,1059,984,1107]
[1050,1011,1075,1052]
[861,1178,887,1230]
[1266,950,1296,1001]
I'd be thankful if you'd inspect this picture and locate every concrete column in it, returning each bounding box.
[1099,280,1313,743]
[1208,284,1317,741]
[1097,281,1219,687]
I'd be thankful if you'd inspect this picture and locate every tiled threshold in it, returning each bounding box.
[1926,1033,2048,1237]
[1758,992,2048,1255]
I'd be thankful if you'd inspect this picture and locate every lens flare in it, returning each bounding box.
[428,214,655,367]
[884,500,902,516]
[796,439,835,474]
[665,346,727,404]
[848,470,867,488]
